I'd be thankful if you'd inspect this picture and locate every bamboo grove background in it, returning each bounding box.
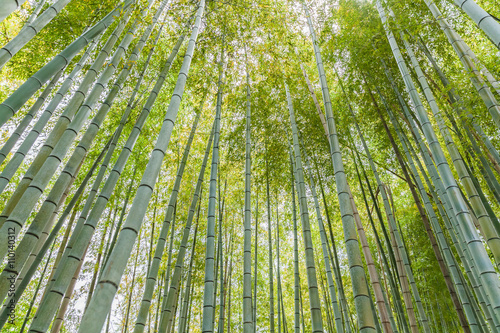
[0,0,499,331]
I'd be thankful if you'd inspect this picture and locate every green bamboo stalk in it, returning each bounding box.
[0,0,165,265]
[463,138,500,207]
[353,158,400,333]
[77,1,204,326]
[319,272,334,333]
[187,286,196,333]
[415,36,500,170]
[41,204,80,300]
[43,75,138,311]
[122,231,142,333]
[377,0,500,324]
[45,203,88,297]
[243,53,253,333]
[105,311,112,333]
[348,175,393,333]
[202,35,223,333]
[389,66,496,328]
[276,273,287,331]
[167,281,181,332]
[455,39,500,96]
[422,0,500,129]
[276,203,281,333]
[0,39,98,192]
[385,186,421,332]
[368,18,430,331]
[253,189,259,333]
[314,164,353,333]
[291,154,300,333]
[0,122,116,304]
[0,0,28,22]
[164,204,177,311]
[226,246,234,333]
[84,206,117,311]
[396,109,495,329]
[452,0,500,49]
[0,0,136,127]
[18,240,55,333]
[350,102,428,331]
[430,82,500,220]
[26,26,186,333]
[286,83,323,332]
[217,196,225,333]
[399,28,500,270]
[265,153,275,333]
[366,274,383,333]
[0,140,106,323]
[353,149,409,333]
[221,211,233,332]
[370,86,472,332]
[178,206,201,333]
[52,244,87,333]
[155,273,165,333]
[102,170,138,271]
[442,30,500,96]
[66,219,116,326]
[422,280,438,333]
[0,15,163,294]
[26,0,48,24]
[24,189,89,299]
[0,0,74,69]
[0,4,135,237]
[212,182,222,330]
[462,155,500,229]
[139,110,204,333]
[301,2,377,328]
[0,67,64,166]
[299,282,306,333]
[291,149,307,333]
[0,23,116,197]
[147,191,159,277]
[410,141,491,331]
[299,135,343,332]
[295,48,328,138]
[280,279,288,333]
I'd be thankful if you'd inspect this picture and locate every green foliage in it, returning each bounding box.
[1,0,500,331]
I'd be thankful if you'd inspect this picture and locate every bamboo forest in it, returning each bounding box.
[1,0,500,331]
